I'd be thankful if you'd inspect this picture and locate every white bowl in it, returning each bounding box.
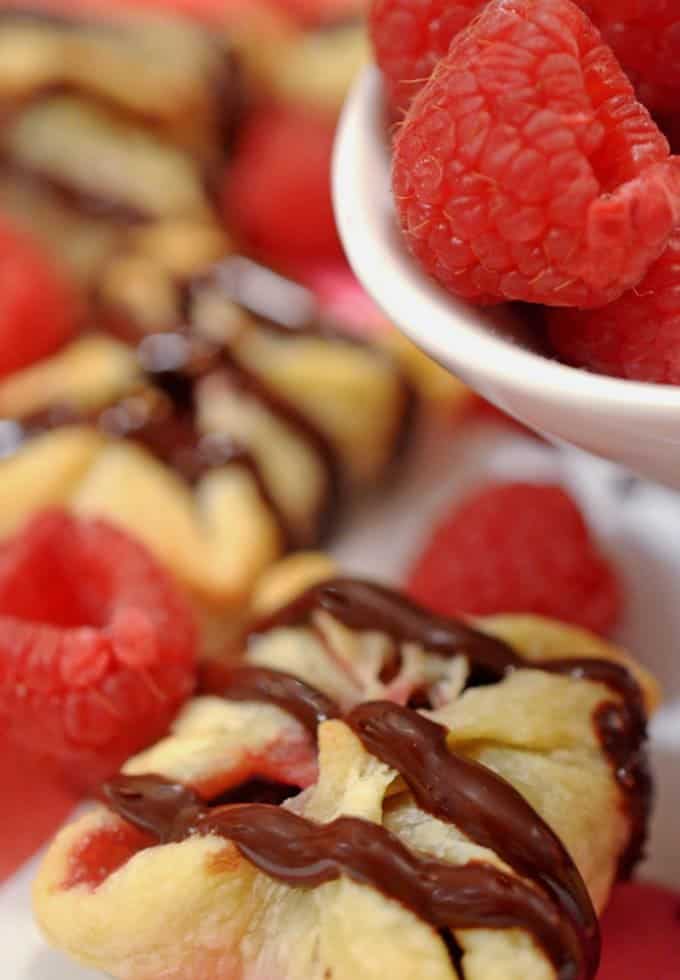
[333,67,680,488]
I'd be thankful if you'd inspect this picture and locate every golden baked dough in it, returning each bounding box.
[34,591,658,980]
[0,335,140,418]
[0,311,412,619]
[0,6,235,329]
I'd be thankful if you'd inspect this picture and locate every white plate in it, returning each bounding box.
[2,418,679,978]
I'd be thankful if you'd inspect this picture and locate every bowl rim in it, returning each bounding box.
[332,66,680,420]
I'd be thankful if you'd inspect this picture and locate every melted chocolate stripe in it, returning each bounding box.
[0,156,151,223]
[250,577,517,667]
[217,350,342,545]
[252,579,649,878]
[99,576,655,980]
[346,702,599,977]
[103,774,583,980]
[200,664,341,737]
[205,662,597,971]
[135,330,341,547]
[12,392,293,550]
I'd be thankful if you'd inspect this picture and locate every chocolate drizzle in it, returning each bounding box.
[16,390,258,486]
[104,772,589,980]
[345,702,598,976]
[251,578,651,877]
[4,322,344,547]
[101,579,655,980]
[200,663,341,737]
[137,329,341,546]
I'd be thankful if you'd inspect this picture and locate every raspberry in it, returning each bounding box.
[599,883,680,979]
[392,0,680,309]
[222,106,343,263]
[372,0,680,116]
[0,219,79,378]
[62,821,152,891]
[589,3,680,114]
[277,0,365,25]
[370,0,485,115]
[1,736,79,883]
[0,511,197,788]
[407,482,621,634]
[547,231,680,383]
[469,394,541,437]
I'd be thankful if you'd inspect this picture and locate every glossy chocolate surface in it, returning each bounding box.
[102,579,654,980]
[200,663,341,737]
[345,702,598,976]
[253,578,650,876]
[104,770,589,980]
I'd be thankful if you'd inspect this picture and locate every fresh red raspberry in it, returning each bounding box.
[1,735,79,883]
[0,511,197,789]
[468,394,542,437]
[276,0,365,25]
[407,482,621,634]
[589,2,680,115]
[392,0,680,309]
[599,883,680,979]
[0,219,79,378]
[370,0,485,116]
[547,231,680,383]
[222,105,343,263]
[372,0,680,117]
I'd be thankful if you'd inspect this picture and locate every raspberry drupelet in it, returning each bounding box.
[391,0,680,308]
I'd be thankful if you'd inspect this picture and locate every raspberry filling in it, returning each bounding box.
[63,822,153,891]
[61,725,317,893]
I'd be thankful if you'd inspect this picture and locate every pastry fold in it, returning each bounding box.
[0,310,412,613]
[0,5,234,326]
[34,583,658,980]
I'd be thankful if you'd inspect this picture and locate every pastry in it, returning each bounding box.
[229,8,369,113]
[34,578,658,980]
[0,4,369,335]
[0,4,236,331]
[0,260,413,614]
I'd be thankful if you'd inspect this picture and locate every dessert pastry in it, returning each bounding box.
[0,259,413,615]
[229,6,368,113]
[0,3,369,333]
[0,4,235,330]
[35,578,658,980]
